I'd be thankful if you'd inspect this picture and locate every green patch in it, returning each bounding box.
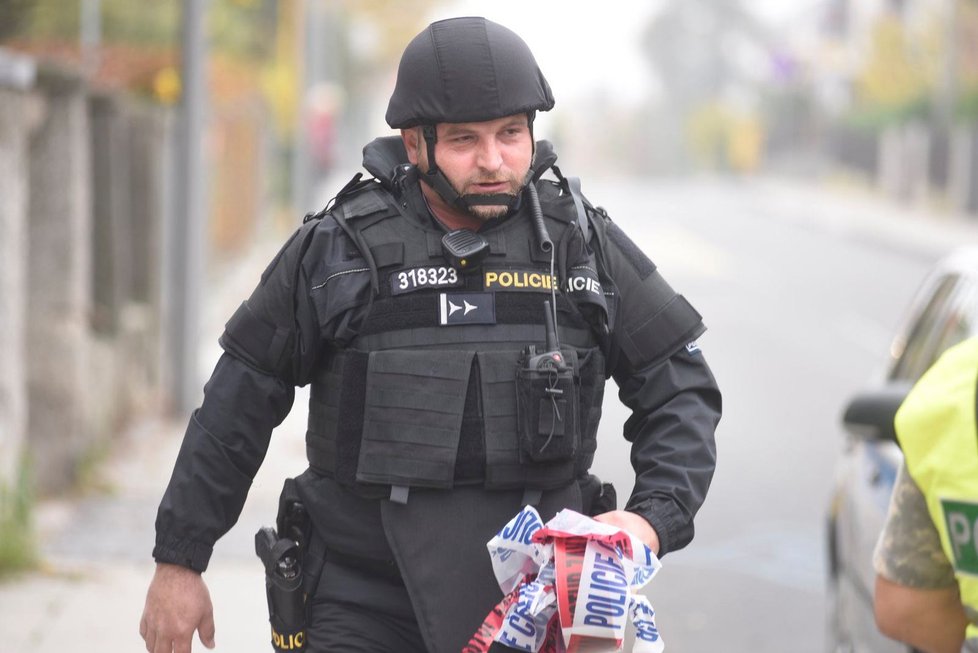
[942,498,978,576]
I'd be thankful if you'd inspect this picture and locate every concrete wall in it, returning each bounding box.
[122,104,171,415]
[26,65,94,495]
[7,60,176,496]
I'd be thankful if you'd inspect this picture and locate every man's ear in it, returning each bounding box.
[401,128,419,165]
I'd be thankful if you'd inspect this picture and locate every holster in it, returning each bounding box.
[255,478,311,651]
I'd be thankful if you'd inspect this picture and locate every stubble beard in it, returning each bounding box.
[455,173,525,221]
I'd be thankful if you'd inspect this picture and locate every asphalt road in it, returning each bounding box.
[584,177,966,652]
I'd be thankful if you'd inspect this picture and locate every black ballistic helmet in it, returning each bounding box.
[386,17,554,213]
[386,16,555,129]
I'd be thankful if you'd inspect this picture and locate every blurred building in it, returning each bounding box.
[812,0,978,212]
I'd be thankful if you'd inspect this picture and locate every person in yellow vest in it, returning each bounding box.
[874,336,978,653]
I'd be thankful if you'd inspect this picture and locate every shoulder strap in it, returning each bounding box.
[550,164,594,243]
[565,176,589,242]
[304,173,392,224]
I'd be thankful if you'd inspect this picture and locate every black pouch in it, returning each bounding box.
[515,347,580,462]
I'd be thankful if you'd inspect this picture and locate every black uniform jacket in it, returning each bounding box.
[152,139,722,577]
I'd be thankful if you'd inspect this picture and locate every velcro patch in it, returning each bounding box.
[483,268,557,293]
[942,498,978,576]
[390,265,463,295]
[439,292,496,326]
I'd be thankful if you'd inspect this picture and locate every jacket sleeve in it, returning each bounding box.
[613,348,721,556]
[594,216,721,556]
[152,354,295,571]
[153,218,372,571]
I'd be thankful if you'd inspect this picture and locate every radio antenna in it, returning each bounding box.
[543,300,559,352]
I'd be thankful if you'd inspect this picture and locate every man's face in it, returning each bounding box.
[405,114,533,222]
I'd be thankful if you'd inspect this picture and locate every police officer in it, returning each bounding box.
[874,337,978,653]
[140,16,721,653]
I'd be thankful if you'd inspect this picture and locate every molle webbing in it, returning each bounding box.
[306,345,603,491]
[356,350,472,488]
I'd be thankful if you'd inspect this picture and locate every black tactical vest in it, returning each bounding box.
[305,180,607,497]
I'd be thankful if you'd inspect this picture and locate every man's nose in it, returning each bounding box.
[476,138,503,171]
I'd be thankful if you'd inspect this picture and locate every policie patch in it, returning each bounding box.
[390,265,463,296]
[439,292,496,326]
[565,266,603,298]
[483,268,557,293]
[942,498,978,576]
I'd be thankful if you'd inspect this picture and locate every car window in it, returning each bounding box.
[889,274,975,381]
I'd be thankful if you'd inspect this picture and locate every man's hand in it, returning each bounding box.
[140,562,216,653]
[593,510,660,555]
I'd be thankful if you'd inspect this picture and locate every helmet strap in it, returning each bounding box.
[420,125,467,211]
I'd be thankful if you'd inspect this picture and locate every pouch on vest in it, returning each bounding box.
[516,347,580,463]
[356,349,473,488]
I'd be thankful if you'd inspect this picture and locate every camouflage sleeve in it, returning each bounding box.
[873,460,957,588]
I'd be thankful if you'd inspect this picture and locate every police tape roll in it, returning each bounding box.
[467,507,665,653]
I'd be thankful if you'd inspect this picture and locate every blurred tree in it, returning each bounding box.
[641,0,774,172]
[261,0,299,140]
[0,0,34,41]
[338,0,443,61]
[853,13,940,124]
[3,0,178,46]
[686,102,764,173]
[954,0,978,120]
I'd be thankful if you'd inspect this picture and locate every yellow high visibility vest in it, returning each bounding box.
[895,336,978,640]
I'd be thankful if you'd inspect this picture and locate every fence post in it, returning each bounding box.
[26,64,93,495]
[127,102,172,408]
[0,50,36,492]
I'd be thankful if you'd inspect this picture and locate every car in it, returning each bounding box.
[826,247,978,653]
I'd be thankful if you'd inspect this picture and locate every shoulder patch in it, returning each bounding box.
[565,265,602,298]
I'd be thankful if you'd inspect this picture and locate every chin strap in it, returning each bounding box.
[420,125,471,211]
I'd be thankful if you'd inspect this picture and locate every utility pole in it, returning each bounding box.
[166,0,208,413]
[291,0,309,215]
[80,0,101,76]
[938,0,958,131]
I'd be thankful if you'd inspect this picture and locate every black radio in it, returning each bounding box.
[517,301,579,462]
[441,229,490,272]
